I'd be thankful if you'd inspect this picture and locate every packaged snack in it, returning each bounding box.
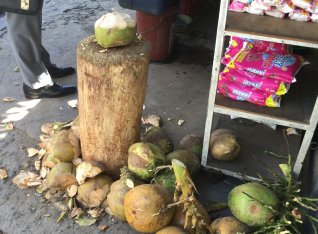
[229,0,247,12]
[236,0,253,3]
[277,0,296,12]
[289,8,311,21]
[292,0,313,12]
[313,0,318,13]
[312,13,318,22]
[251,0,272,10]
[220,67,291,95]
[262,0,284,6]
[265,7,286,17]
[228,49,308,82]
[229,36,288,52]
[243,4,265,14]
[218,78,282,107]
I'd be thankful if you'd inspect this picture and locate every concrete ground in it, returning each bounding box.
[0,0,238,233]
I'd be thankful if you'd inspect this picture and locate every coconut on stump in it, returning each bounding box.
[77,34,151,180]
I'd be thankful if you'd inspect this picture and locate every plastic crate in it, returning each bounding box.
[118,0,176,15]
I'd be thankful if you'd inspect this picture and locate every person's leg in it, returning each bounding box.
[41,45,52,68]
[6,6,52,89]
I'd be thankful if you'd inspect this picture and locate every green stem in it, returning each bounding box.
[265,151,288,159]
[57,211,67,223]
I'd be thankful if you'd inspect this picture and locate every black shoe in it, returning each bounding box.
[23,82,77,99]
[47,64,75,78]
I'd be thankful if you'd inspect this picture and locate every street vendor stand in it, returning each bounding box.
[201,0,318,181]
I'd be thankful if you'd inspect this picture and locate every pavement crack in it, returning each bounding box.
[0,187,18,207]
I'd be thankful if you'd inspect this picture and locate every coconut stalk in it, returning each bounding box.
[159,159,213,234]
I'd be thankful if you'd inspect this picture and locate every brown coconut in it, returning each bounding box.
[76,161,106,185]
[209,129,242,161]
[124,184,175,233]
[50,130,75,162]
[45,162,78,190]
[170,203,210,234]
[107,180,130,221]
[156,226,187,234]
[178,134,203,160]
[76,174,113,208]
[211,217,251,234]
[143,130,174,154]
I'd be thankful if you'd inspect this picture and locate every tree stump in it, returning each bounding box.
[77,35,152,180]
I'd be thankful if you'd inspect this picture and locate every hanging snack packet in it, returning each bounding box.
[229,0,247,12]
[292,0,313,12]
[218,78,282,107]
[262,0,284,6]
[289,8,311,21]
[220,67,291,95]
[265,7,286,17]
[277,0,296,12]
[312,13,318,21]
[311,0,318,21]
[243,4,265,14]
[228,49,308,82]
[236,0,253,3]
[251,0,272,11]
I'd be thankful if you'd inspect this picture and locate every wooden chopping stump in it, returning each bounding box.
[77,35,151,180]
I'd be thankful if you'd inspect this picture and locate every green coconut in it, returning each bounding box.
[50,130,75,163]
[128,142,166,180]
[144,126,163,137]
[209,129,242,161]
[143,130,174,154]
[45,162,77,190]
[178,134,203,160]
[166,150,200,177]
[95,11,137,49]
[228,183,279,226]
[151,169,176,195]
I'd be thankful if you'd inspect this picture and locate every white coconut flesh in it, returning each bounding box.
[95,12,136,30]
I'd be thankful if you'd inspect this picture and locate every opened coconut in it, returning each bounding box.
[228,183,279,226]
[124,184,175,233]
[166,150,200,177]
[178,134,203,160]
[50,130,75,162]
[45,162,77,190]
[211,216,251,234]
[128,142,166,180]
[76,174,113,208]
[95,11,136,49]
[209,129,242,161]
[143,130,174,154]
[170,202,210,234]
[156,226,187,234]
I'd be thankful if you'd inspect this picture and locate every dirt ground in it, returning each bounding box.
[0,0,239,233]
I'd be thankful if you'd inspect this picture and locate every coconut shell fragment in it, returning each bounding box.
[76,174,113,208]
[13,170,42,189]
[71,116,80,140]
[68,184,78,197]
[76,160,106,185]
[0,169,7,179]
[45,162,78,191]
[42,152,58,168]
[141,115,163,127]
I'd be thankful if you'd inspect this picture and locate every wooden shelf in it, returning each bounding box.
[226,11,318,46]
[215,48,318,126]
[207,114,301,181]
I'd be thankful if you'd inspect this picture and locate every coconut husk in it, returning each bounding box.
[68,131,81,159]
[76,174,113,208]
[143,130,174,154]
[0,169,7,179]
[13,170,42,189]
[76,161,106,185]
[178,134,203,160]
[68,184,78,197]
[45,162,78,191]
[87,207,106,220]
[50,130,75,162]
[39,134,50,141]
[141,115,162,127]
[41,123,52,135]
[42,153,58,169]
[35,161,41,170]
[70,116,80,140]
[39,138,51,151]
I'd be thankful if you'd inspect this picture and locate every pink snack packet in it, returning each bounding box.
[229,37,288,52]
[265,7,286,17]
[228,49,308,82]
[289,8,311,21]
[220,67,291,95]
[251,0,272,11]
[218,78,282,107]
[262,0,284,6]
[292,0,313,12]
[277,0,296,12]
[312,13,318,22]
[313,0,318,12]
[229,0,247,12]
[243,4,265,14]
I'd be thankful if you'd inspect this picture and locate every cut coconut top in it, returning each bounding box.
[95,11,136,30]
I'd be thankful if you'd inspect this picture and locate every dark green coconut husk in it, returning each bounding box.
[151,169,176,195]
[178,134,203,160]
[166,150,200,177]
[144,126,163,137]
[143,130,174,154]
